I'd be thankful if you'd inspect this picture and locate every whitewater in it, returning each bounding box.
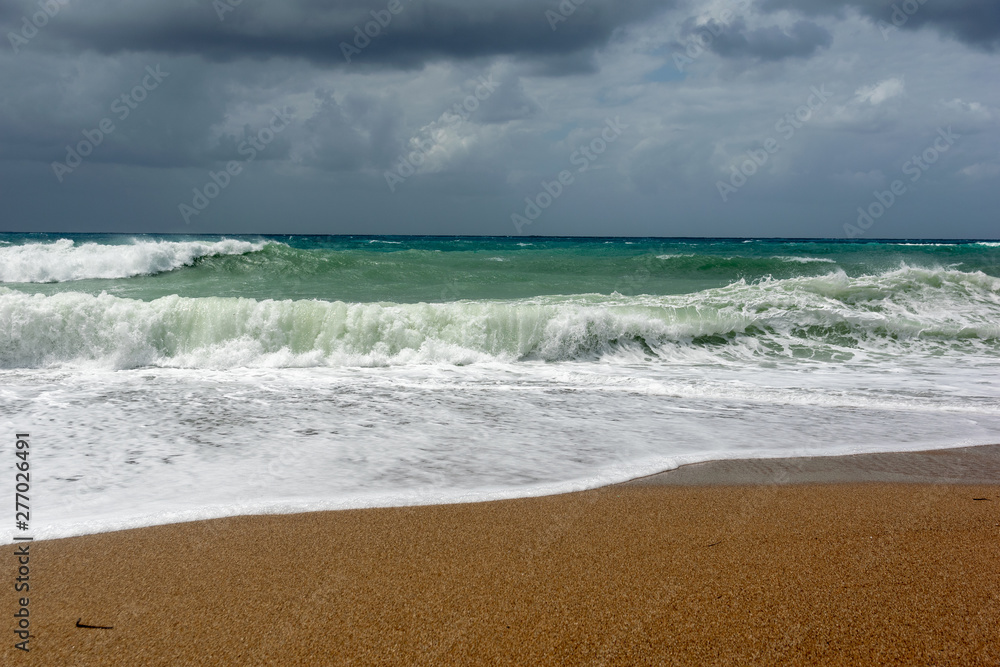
[2,234,998,541]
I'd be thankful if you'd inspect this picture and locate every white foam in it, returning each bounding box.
[890,242,959,247]
[774,256,838,264]
[5,360,1000,543]
[0,238,270,283]
[1,265,997,370]
[2,262,999,542]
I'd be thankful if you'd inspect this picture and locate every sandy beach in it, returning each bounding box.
[7,444,1000,666]
[6,0,1000,660]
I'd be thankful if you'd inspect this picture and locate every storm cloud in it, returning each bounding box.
[6,0,678,67]
[681,16,832,61]
[0,0,998,238]
[759,0,1000,50]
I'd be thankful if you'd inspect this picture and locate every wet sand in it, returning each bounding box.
[6,445,1000,665]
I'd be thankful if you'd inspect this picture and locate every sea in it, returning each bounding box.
[2,234,999,542]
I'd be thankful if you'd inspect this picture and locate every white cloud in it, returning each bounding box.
[943,98,994,120]
[959,162,1000,178]
[855,77,905,105]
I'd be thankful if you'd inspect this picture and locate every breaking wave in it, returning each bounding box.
[0,238,271,283]
[1,266,998,369]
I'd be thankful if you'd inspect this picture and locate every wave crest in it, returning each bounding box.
[1,266,998,369]
[0,238,270,283]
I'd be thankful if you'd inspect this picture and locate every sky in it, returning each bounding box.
[0,0,998,238]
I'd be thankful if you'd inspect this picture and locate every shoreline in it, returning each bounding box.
[21,441,1000,547]
[624,442,1000,486]
[8,443,1000,665]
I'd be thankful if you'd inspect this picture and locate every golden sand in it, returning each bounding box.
[6,478,999,665]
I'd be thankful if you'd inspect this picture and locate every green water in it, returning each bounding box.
[3,234,998,303]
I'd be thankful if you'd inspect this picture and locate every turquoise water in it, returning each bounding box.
[1,235,998,367]
[2,234,999,541]
[3,234,999,302]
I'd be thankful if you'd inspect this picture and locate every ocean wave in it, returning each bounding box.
[656,254,837,265]
[648,253,839,274]
[1,266,998,369]
[0,238,271,283]
[890,243,959,247]
[774,256,838,264]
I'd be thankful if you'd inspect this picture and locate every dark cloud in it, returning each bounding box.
[0,56,235,170]
[683,16,832,61]
[300,89,401,171]
[2,0,677,69]
[758,0,1000,50]
[518,52,600,77]
[474,78,540,123]
[0,0,998,239]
